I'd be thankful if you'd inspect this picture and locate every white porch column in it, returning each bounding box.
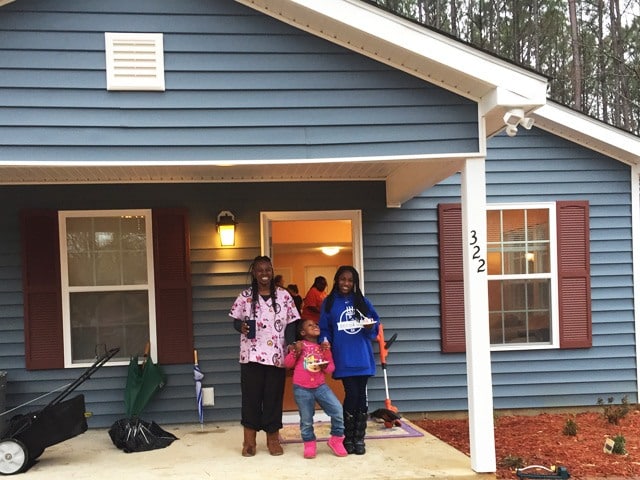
[460,157,496,472]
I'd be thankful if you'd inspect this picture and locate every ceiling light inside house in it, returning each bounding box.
[321,246,340,256]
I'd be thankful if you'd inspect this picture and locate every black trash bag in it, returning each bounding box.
[108,417,177,453]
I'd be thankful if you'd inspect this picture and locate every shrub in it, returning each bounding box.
[501,455,525,469]
[612,435,626,455]
[562,418,578,436]
[597,395,631,425]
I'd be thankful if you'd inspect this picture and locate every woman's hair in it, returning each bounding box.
[323,265,369,316]
[248,255,277,319]
[313,276,327,290]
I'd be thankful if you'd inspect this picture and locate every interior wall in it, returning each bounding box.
[274,250,351,294]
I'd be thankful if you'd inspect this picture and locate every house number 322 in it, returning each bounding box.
[469,230,486,273]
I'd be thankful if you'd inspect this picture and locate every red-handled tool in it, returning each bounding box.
[371,324,401,427]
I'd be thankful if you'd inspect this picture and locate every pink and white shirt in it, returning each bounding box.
[229,287,300,368]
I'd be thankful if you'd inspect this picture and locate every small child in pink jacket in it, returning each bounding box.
[285,319,348,459]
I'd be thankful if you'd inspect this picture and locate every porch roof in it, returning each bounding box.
[1,0,638,205]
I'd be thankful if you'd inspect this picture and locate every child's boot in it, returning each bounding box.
[327,435,348,457]
[303,440,317,459]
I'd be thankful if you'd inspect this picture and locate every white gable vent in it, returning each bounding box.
[105,32,165,91]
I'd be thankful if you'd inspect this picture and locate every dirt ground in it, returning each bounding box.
[413,409,640,479]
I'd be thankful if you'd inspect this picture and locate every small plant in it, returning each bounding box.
[562,418,578,436]
[501,455,525,469]
[612,434,626,454]
[597,395,631,425]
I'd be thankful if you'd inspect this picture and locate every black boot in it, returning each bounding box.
[354,411,368,455]
[343,411,356,454]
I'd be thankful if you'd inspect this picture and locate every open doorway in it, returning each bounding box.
[260,210,362,412]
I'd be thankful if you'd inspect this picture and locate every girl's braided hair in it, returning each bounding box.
[248,255,277,319]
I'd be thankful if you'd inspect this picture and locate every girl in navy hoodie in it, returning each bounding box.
[319,265,380,455]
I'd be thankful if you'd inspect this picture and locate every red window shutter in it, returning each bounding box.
[22,208,194,370]
[438,203,465,353]
[153,208,194,364]
[557,201,592,348]
[438,201,592,352]
[20,210,64,370]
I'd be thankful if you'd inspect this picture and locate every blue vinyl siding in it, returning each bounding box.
[0,182,390,427]
[0,0,478,163]
[0,0,637,429]
[361,127,635,413]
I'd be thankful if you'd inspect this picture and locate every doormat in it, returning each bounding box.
[279,418,424,444]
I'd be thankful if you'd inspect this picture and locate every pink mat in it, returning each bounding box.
[279,418,424,443]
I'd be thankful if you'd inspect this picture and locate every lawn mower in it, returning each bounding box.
[0,347,120,475]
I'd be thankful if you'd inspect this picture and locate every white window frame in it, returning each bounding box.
[488,202,559,351]
[259,210,364,288]
[59,209,157,367]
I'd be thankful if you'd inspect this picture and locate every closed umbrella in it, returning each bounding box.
[124,354,165,418]
[109,348,177,453]
[193,350,204,430]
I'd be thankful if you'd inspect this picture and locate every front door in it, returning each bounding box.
[261,210,362,411]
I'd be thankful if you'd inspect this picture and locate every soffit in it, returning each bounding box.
[0,156,464,207]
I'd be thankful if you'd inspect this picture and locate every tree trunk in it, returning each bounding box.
[451,0,458,36]
[609,0,631,129]
[568,0,582,109]
[597,0,608,123]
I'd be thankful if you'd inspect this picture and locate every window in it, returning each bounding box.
[486,205,556,347]
[438,201,591,353]
[21,208,194,370]
[59,210,155,365]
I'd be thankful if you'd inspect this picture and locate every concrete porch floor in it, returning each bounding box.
[11,420,496,480]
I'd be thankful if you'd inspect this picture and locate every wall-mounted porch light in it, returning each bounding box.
[216,210,237,247]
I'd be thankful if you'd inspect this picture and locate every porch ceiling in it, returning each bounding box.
[0,156,465,207]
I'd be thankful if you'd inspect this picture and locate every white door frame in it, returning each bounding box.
[260,209,364,286]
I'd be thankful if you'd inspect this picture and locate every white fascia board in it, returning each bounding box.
[237,0,548,103]
[534,103,640,166]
